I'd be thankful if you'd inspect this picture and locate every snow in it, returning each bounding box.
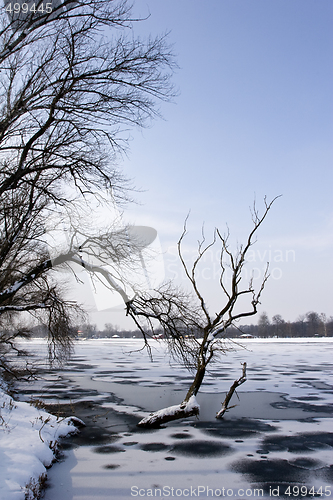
[0,281,20,300]
[184,394,199,412]
[206,332,215,342]
[137,394,200,426]
[0,387,82,500]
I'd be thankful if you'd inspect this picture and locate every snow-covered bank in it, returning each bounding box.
[0,387,82,500]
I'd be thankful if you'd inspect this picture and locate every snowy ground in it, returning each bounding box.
[2,338,333,499]
[0,384,82,500]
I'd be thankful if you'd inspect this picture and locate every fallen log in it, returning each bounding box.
[137,395,200,428]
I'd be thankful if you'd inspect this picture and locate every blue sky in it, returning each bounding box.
[92,0,333,329]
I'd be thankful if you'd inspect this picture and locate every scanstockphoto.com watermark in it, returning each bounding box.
[166,262,285,282]
[165,245,296,283]
[131,486,264,497]
[131,485,332,497]
[166,245,296,266]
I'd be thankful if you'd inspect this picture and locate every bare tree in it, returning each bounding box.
[305,311,324,337]
[0,0,175,377]
[126,197,279,427]
[258,311,270,337]
[272,314,286,337]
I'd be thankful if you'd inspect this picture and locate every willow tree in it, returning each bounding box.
[0,0,175,377]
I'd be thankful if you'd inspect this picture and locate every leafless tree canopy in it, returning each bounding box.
[0,0,175,376]
[1,0,175,198]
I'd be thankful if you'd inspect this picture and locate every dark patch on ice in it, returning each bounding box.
[43,400,127,446]
[93,445,125,454]
[57,441,78,451]
[103,464,121,469]
[138,381,177,386]
[65,363,95,370]
[132,425,162,435]
[66,388,101,396]
[296,417,322,424]
[45,383,70,389]
[317,464,333,482]
[109,379,152,385]
[68,426,120,447]
[294,396,324,401]
[260,432,333,453]
[271,396,333,414]
[295,379,333,391]
[295,364,333,374]
[171,440,232,457]
[43,399,102,417]
[170,433,193,440]
[193,418,278,438]
[43,395,144,438]
[95,370,133,374]
[140,442,169,452]
[18,388,47,395]
[66,357,88,362]
[164,456,176,461]
[230,458,332,498]
[231,458,308,483]
[123,441,138,446]
[289,457,324,469]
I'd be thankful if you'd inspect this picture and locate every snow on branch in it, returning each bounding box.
[137,395,200,428]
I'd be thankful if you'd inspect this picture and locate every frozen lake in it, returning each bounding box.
[17,338,333,499]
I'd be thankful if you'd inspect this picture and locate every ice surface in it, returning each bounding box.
[2,338,333,500]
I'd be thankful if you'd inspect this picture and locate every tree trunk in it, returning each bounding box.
[183,362,206,402]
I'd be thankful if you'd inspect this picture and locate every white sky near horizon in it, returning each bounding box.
[89,0,333,330]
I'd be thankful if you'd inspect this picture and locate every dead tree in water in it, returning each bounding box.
[127,196,279,428]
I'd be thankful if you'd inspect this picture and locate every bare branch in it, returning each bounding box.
[216,362,247,418]
[177,216,213,326]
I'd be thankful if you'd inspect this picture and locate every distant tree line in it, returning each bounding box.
[29,311,332,339]
[239,311,333,338]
